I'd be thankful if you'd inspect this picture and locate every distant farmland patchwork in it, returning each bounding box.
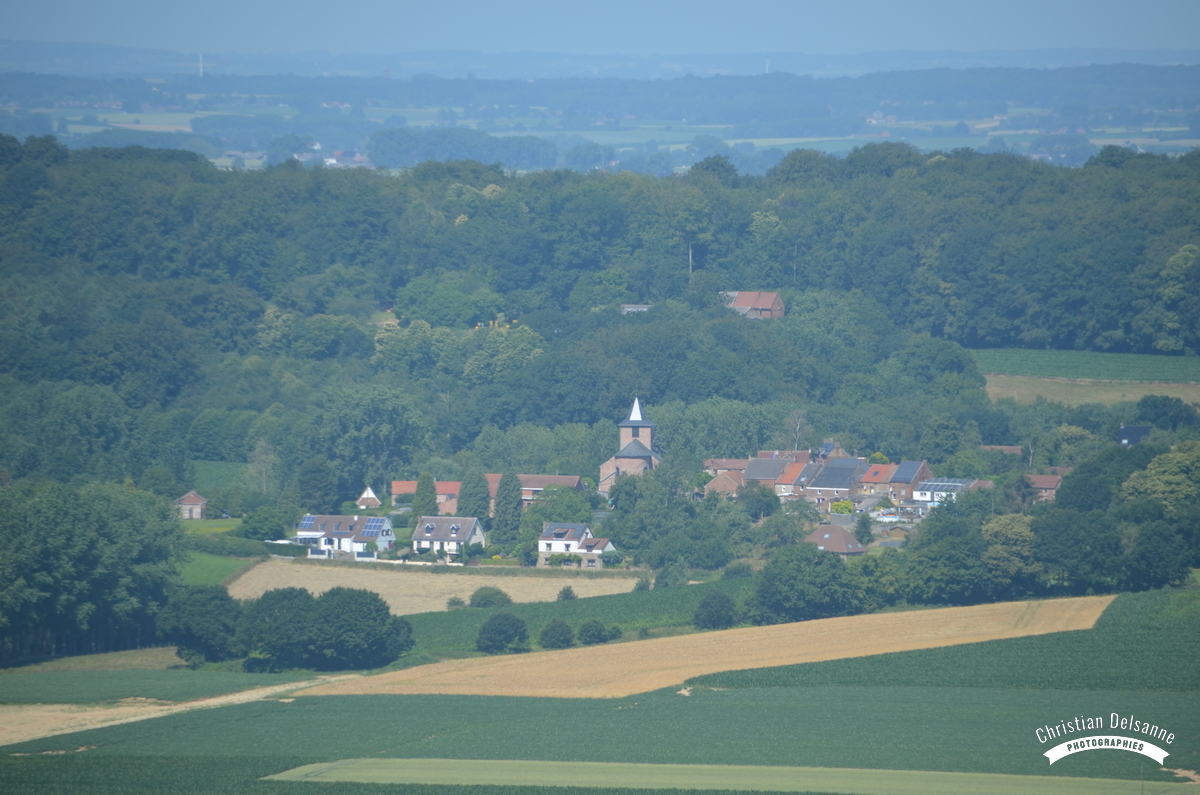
[972,349,1200,405]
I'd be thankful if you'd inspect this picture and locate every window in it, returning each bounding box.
[632,426,640,438]
[450,525,458,536]
[587,559,596,567]
[424,524,433,534]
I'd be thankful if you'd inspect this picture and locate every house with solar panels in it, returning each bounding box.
[293,514,396,560]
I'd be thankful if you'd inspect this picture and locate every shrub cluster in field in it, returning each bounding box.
[157,585,413,671]
[467,589,623,653]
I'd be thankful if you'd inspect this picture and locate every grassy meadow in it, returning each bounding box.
[971,348,1200,382]
[179,550,260,586]
[0,669,311,705]
[983,374,1200,406]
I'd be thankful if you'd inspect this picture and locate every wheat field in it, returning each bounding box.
[297,594,1115,699]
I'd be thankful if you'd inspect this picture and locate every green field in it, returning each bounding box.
[984,374,1200,406]
[184,519,242,535]
[191,460,251,495]
[0,669,311,705]
[404,578,753,656]
[267,758,1197,794]
[179,550,261,586]
[689,589,1200,692]
[971,349,1200,382]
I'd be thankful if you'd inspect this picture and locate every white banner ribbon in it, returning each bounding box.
[1044,735,1169,765]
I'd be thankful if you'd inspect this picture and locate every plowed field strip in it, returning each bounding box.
[266,757,1197,794]
[297,594,1115,699]
[227,559,636,615]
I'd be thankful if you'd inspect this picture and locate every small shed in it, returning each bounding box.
[177,491,207,520]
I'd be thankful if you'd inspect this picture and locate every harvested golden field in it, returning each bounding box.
[298,594,1115,699]
[227,559,638,614]
[985,374,1200,406]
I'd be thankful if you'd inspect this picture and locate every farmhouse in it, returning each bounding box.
[721,290,786,319]
[176,490,207,520]
[1027,474,1063,502]
[412,516,486,558]
[294,514,396,560]
[355,486,382,509]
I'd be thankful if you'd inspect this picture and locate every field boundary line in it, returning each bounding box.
[264,757,1200,794]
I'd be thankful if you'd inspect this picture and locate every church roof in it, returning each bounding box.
[614,439,659,460]
[618,397,654,428]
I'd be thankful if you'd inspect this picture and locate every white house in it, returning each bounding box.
[294,514,396,561]
[412,516,486,558]
[536,523,617,569]
[913,479,977,504]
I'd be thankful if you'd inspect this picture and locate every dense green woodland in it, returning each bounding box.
[1,134,1198,664]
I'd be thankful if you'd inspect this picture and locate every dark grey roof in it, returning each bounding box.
[890,461,923,483]
[614,439,657,459]
[414,516,484,542]
[744,458,789,482]
[540,523,591,541]
[809,467,859,490]
[825,457,864,468]
[918,479,975,492]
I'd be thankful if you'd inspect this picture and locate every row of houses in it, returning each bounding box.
[386,474,586,515]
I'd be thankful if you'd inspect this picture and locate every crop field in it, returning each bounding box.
[266,758,1196,795]
[5,687,1196,783]
[180,550,260,586]
[0,647,184,674]
[971,349,1200,382]
[984,374,1200,406]
[0,670,314,706]
[227,558,640,616]
[690,588,1200,692]
[301,595,1112,698]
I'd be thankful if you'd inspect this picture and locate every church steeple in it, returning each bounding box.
[617,397,654,451]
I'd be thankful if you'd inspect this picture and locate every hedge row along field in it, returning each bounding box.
[970,349,1200,382]
[5,688,1195,783]
[688,588,1200,692]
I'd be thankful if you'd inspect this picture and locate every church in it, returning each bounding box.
[598,398,661,495]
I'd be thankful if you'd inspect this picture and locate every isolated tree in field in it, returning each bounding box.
[237,587,315,671]
[456,467,491,522]
[538,618,574,649]
[412,472,438,518]
[694,589,737,630]
[556,585,577,601]
[476,612,528,654]
[469,586,512,607]
[654,557,690,589]
[156,585,243,666]
[307,587,413,670]
[490,472,523,548]
[754,543,862,624]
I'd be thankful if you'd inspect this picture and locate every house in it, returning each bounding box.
[620,304,652,314]
[412,516,486,557]
[536,523,617,569]
[598,398,661,494]
[703,458,749,477]
[742,457,790,489]
[856,463,898,496]
[913,479,977,503]
[177,491,207,520]
[803,459,867,511]
[1027,474,1063,502]
[887,460,933,502]
[391,480,461,512]
[704,470,745,496]
[804,526,867,557]
[816,440,851,461]
[721,291,785,319]
[294,514,396,561]
[776,462,821,499]
[355,486,382,510]
[755,450,811,463]
[1118,425,1152,447]
[482,474,587,510]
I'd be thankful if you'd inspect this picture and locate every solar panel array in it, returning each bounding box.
[363,517,385,532]
[298,516,315,529]
[361,529,379,537]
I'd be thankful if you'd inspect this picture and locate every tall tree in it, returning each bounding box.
[412,472,438,518]
[456,467,491,522]
[490,472,523,549]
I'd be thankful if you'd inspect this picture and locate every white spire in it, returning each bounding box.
[629,397,643,422]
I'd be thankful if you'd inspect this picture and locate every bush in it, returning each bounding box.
[538,618,574,649]
[556,586,577,601]
[234,506,289,541]
[632,576,651,592]
[654,558,690,589]
[577,618,620,645]
[476,612,528,654]
[469,586,513,607]
[307,588,414,670]
[446,596,466,609]
[694,590,737,630]
[237,587,315,672]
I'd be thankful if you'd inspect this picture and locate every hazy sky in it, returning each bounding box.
[4,0,1198,55]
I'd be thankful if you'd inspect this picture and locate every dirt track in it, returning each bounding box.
[0,676,358,748]
[297,594,1116,699]
[227,559,638,614]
